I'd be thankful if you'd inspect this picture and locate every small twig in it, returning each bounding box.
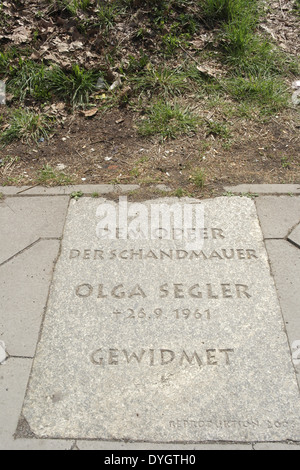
[179,43,199,65]
[75,149,83,159]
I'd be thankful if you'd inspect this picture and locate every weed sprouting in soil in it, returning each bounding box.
[138,101,199,139]
[36,164,73,185]
[47,65,100,108]
[0,109,53,144]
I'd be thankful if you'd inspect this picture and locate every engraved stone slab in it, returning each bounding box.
[22,197,300,442]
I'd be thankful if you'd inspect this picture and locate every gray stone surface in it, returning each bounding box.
[0,196,69,265]
[255,196,300,239]
[27,185,118,196]
[0,187,32,196]
[288,223,300,249]
[22,197,300,442]
[77,441,252,450]
[0,190,298,449]
[253,443,300,450]
[0,240,60,357]
[114,185,141,193]
[14,187,71,196]
[224,184,300,195]
[2,184,299,197]
[0,185,140,196]
[265,240,300,384]
[0,358,73,449]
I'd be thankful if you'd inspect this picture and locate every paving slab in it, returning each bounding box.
[12,187,71,196]
[288,223,300,249]
[224,184,300,195]
[253,443,300,450]
[0,358,73,450]
[255,197,300,239]
[265,240,300,384]
[0,185,140,196]
[114,185,141,194]
[0,240,60,357]
[0,196,69,265]
[0,187,32,196]
[77,441,252,450]
[21,197,300,442]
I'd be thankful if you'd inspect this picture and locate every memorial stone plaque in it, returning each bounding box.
[22,197,300,441]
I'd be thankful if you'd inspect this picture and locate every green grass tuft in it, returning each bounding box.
[0,109,53,144]
[8,59,51,102]
[191,168,206,189]
[293,0,300,15]
[226,75,289,114]
[206,120,231,139]
[48,64,99,108]
[56,0,92,16]
[96,2,124,31]
[138,101,199,139]
[36,164,73,185]
[129,65,189,97]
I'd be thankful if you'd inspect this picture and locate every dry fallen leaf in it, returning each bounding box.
[81,108,98,118]
[69,41,84,51]
[43,52,59,63]
[30,51,41,60]
[5,93,14,102]
[196,65,217,79]
[12,26,32,44]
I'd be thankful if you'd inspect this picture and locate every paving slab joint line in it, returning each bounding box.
[287,219,300,234]
[260,235,300,394]
[40,236,62,241]
[35,201,70,349]
[1,354,34,363]
[264,233,300,245]
[71,441,80,450]
[255,199,299,245]
[16,185,40,195]
[263,248,300,394]
[254,200,300,393]
[286,220,300,248]
[18,198,70,433]
[0,237,62,269]
[7,354,34,360]
[288,239,300,250]
[0,238,41,268]
[263,237,285,241]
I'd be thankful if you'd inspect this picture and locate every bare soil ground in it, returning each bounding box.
[0,0,299,199]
